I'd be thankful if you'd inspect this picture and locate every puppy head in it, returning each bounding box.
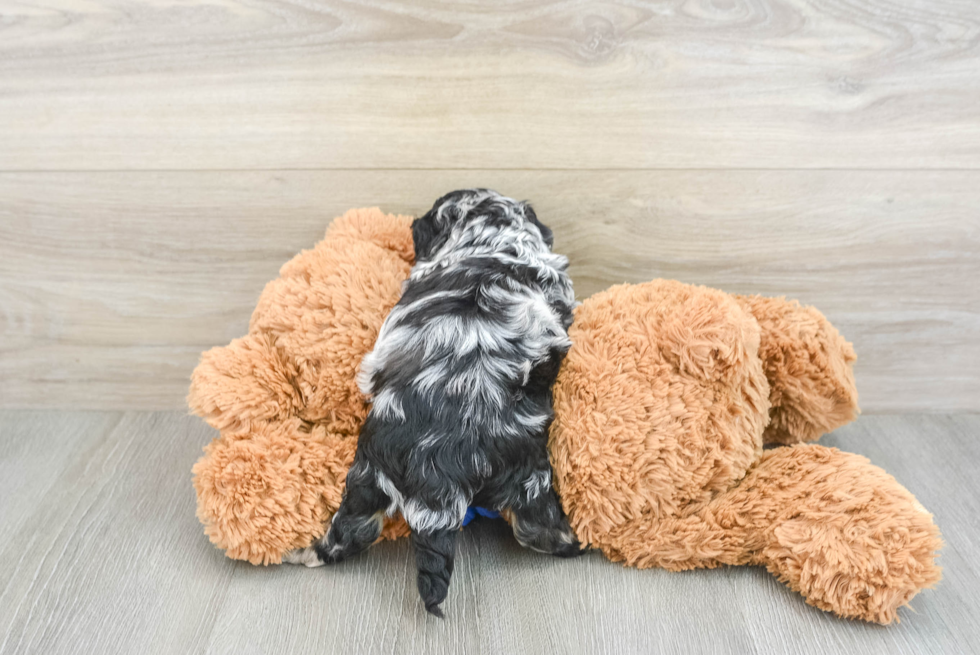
[412,189,554,262]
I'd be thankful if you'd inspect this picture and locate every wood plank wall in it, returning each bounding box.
[1,1,978,411]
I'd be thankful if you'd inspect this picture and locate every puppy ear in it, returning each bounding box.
[523,203,554,249]
[412,213,440,262]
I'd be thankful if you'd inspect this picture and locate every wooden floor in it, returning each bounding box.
[0,411,976,655]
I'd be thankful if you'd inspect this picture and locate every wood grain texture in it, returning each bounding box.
[0,411,234,654]
[0,411,976,654]
[2,170,977,411]
[1,0,979,170]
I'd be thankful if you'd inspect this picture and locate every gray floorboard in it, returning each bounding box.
[0,412,976,655]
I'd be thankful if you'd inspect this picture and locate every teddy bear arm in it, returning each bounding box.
[187,333,300,433]
[735,295,859,445]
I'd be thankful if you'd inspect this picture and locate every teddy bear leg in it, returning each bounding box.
[193,418,357,565]
[720,444,942,623]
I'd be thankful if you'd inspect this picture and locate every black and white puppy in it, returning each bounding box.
[285,189,582,616]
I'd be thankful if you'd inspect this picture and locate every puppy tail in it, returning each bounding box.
[413,528,459,618]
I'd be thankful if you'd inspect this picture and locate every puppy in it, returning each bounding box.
[285,189,583,616]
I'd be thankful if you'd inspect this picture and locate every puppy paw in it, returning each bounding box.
[553,539,588,558]
[282,547,324,567]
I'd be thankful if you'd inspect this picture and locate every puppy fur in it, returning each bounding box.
[284,189,582,616]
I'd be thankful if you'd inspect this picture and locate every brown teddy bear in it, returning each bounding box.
[189,208,941,625]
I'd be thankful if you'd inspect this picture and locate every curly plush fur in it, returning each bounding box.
[189,208,414,563]
[549,280,940,624]
[189,206,941,624]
